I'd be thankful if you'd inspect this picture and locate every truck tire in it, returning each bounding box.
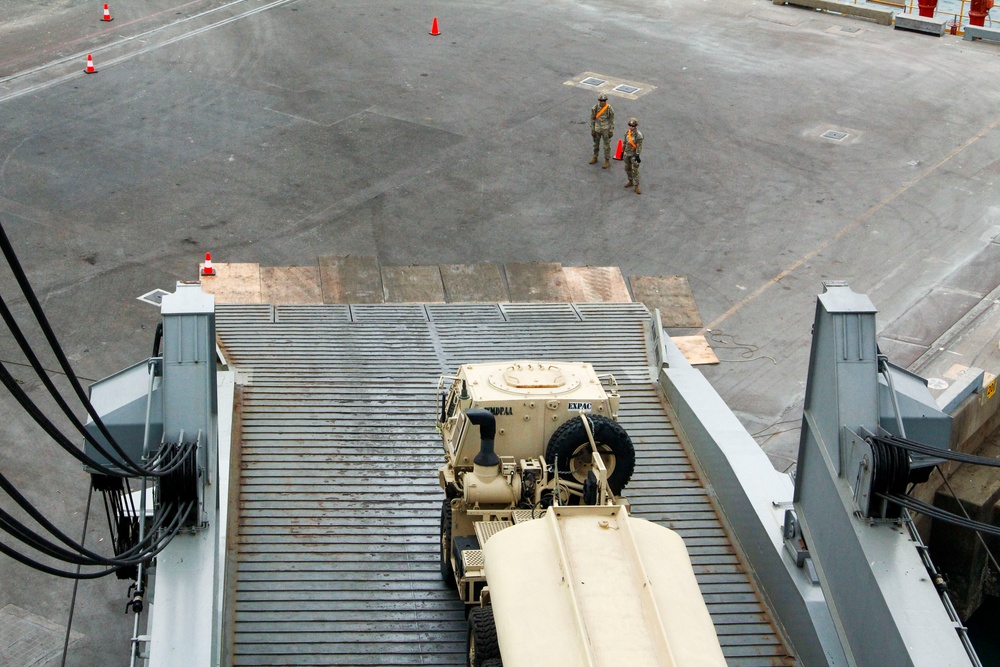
[467,606,501,667]
[545,414,635,494]
[481,660,503,667]
[441,499,456,589]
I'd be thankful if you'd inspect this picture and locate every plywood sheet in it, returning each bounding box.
[563,266,632,302]
[672,335,719,365]
[505,262,571,302]
[318,255,383,303]
[629,275,702,328]
[440,264,508,303]
[260,266,323,304]
[381,265,446,303]
[197,263,262,304]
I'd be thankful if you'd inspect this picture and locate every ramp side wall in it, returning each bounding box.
[658,340,846,667]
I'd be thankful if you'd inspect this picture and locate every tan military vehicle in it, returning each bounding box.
[437,361,727,667]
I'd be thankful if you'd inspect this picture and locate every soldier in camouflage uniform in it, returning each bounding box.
[623,117,643,195]
[589,93,615,168]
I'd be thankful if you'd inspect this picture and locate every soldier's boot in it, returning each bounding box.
[589,155,598,164]
[602,159,610,169]
[634,185,641,195]
[624,181,633,188]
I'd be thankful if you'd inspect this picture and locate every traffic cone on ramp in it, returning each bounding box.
[201,252,215,277]
[84,54,97,74]
[102,4,113,21]
[430,17,440,35]
[613,139,623,161]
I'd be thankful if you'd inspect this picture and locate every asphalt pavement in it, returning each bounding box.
[3,0,1000,664]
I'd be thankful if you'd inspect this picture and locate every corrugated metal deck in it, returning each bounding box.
[216,302,794,666]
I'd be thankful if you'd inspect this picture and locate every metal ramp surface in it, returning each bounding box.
[216,302,793,666]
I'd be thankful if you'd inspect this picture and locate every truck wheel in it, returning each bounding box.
[467,606,501,667]
[545,415,635,494]
[441,499,456,589]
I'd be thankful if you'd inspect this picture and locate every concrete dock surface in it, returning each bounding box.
[3,0,1000,663]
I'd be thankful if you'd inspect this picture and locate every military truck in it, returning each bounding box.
[436,361,726,667]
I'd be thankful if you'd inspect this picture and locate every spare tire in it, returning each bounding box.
[545,415,635,494]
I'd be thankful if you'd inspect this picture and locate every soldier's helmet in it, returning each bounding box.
[628,117,639,127]
[598,93,608,101]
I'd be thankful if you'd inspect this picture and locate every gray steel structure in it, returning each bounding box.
[792,282,976,667]
[148,282,227,667]
[214,302,793,666]
[658,284,982,667]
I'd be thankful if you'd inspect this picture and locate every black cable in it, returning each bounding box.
[0,538,121,579]
[878,493,1000,537]
[0,292,156,477]
[0,501,193,577]
[0,221,148,473]
[146,442,199,476]
[0,354,197,480]
[0,509,99,565]
[876,434,1000,467]
[0,359,132,477]
[0,468,177,565]
[0,496,183,567]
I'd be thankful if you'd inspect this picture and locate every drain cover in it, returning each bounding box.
[822,130,848,141]
[581,77,606,87]
[613,84,640,95]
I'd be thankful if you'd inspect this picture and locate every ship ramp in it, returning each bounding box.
[216,302,794,666]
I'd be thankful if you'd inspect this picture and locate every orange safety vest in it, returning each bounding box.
[627,129,637,148]
[595,104,609,119]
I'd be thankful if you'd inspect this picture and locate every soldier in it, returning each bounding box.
[589,93,615,168]
[623,117,643,195]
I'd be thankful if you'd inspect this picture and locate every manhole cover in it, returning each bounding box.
[581,77,606,87]
[822,130,848,141]
[613,84,640,95]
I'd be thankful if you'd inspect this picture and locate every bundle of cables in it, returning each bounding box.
[0,220,195,579]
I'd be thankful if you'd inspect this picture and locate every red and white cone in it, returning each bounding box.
[84,54,97,74]
[201,252,215,277]
[101,4,113,21]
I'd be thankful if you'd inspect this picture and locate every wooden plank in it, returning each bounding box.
[563,266,632,302]
[381,265,446,303]
[629,275,703,328]
[504,262,570,302]
[440,264,508,303]
[198,263,262,304]
[260,266,323,305]
[318,255,384,304]
[672,335,720,366]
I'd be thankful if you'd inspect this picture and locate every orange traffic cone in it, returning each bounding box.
[84,54,97,74]
[613,139,623,161]
[429,17,440,35]
[102,4,113,21]
[201,252,215,277]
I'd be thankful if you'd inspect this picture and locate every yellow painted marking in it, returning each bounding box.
[987,380,996,399]
[703,115,1000,332]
